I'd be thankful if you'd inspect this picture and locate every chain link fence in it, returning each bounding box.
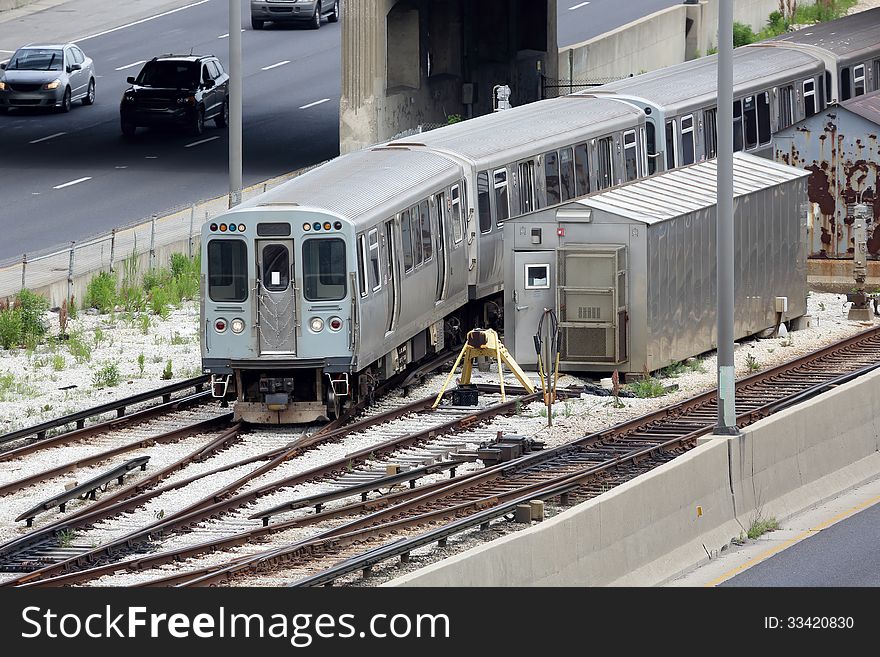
[540,74,627,99]
[0,164,325,305]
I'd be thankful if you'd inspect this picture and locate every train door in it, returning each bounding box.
[434,191,448,303]
[256,239,296,355]
[384,219,399,334]
[512,250,555,364]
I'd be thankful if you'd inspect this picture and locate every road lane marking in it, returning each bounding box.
[30,132,66,144]
[218,30,245,38]
[76,0,211,42]
[261,60,291,71]
[704,492,880,587]
[185,136,220,148]
[115,60,146,71]
[53,177,92,189]
[300,98,330,109]
[569,2,591,9]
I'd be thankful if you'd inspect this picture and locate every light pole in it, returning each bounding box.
[715,0,737,435]
[229,0,243,207]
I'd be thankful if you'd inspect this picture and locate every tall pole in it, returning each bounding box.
[715,0,736,434]
[229,0,243,207]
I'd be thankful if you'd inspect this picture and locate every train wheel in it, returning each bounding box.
[326,388,339,420]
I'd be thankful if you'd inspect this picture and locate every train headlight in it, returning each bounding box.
[230,318,245,334]
[309,317,324,333]
[214,318,228,333]
[328,316,343,332]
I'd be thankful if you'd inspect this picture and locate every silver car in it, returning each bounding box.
[0,43,96,113]
[250,0,340,30]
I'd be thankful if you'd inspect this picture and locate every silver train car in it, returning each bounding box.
[202,9,880,423]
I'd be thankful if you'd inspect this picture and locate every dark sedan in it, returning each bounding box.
[120,54,229,137]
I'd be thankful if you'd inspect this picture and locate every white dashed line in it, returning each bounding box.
[569,1,591,9]
[29,132,66,144]
[115,60,146,71]
[300,98,330,109]
[218,30,245,38]
[53,177,92,189]
[185,136,220,148]
[261,60,290,71]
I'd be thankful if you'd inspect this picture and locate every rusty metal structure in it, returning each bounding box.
[774,90,880,260]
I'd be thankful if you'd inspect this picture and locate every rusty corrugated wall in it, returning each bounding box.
[774,109,879,259]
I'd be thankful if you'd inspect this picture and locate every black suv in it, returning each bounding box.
[120,54,229,137]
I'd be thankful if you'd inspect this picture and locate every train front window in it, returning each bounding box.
[208,240,248,302]
[261,244,289,291]
[302,238,346,301]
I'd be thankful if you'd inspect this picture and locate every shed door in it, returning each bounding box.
[513,251,555,362]
[257,239,296,355]
[558,247,627,363]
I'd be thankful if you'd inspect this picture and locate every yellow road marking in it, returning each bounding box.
[705,493,880,587]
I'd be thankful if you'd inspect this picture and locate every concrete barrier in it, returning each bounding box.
[559,0,791,81]
[387,366,880,587]
[0,0,38,11]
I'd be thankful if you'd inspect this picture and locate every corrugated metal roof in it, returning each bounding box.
[765,8,880,57]
[840,89,880,125]
[398,96,639,162]
[591,47,820,109]
[238,147,460,220]
[577,152,809,224]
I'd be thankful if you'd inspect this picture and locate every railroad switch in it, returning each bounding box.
[432,328,535,408]
[477,433,544,466]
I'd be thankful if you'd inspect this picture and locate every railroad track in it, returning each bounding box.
[125,324,880,587]
[0,378,550,585]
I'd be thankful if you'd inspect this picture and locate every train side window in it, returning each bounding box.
[419,199,432,262]
[644,124,657,175]
[824,71,832,103]
[679,118,694,166]
[743,96,758,150]
[597,136,614,189]
[560,147,576,201]
[493,169,509,225]
[207,240,248,302]
[368,228,381,292]
[451,184,463,244]
[410,204,423,266]
[574,143,590,193]
[778,86,793,130]
[518,160,536,215]
[854,64,866,97]
[840,66,852,101]
[874,59,880,92]
[357,234,368,297]
[803,79,816,117]
[757,92,771,145]
[544,151,560,205]
[401,209,414,272]
[664,120,677,170]
[623,130,639,179]
[704,108,718,159]
[733,100,743,152]
[477,171,491,234]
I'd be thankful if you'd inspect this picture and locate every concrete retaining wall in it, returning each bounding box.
[388,367,880,587]
[0,0,37,11]
[560,0,794,81]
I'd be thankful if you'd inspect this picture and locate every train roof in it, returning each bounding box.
[390,96,641,165]
[590,46,822,113]
[763,8,880,59]
[238,146,461,224]
[839,88,880,124]
[575,152,810,225]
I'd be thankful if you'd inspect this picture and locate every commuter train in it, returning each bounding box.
[201,8,880,423]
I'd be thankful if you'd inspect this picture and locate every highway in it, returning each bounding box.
[0,0,681,263]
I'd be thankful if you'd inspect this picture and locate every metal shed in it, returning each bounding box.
[503,152,810,376]
[774,90,880,260]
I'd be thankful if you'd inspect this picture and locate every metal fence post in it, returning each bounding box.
[109,228,116,273]
[188,205,195,259]
[21,253,27,290]
[67,242,75,304]
[149,214,156,271]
